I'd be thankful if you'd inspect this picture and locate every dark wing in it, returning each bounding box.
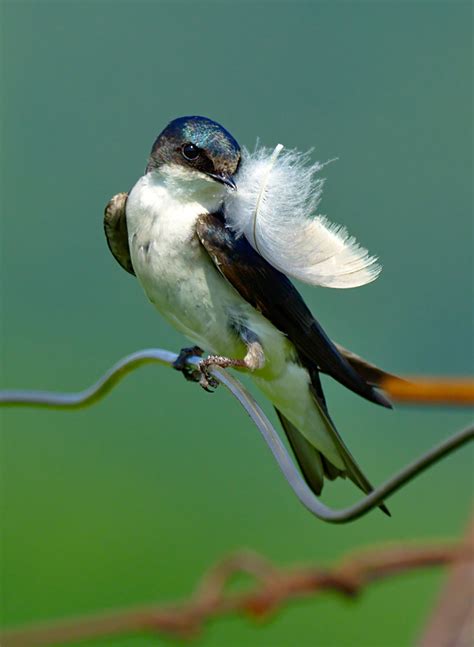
[196,212,390,408]
[104,192,135,275]
[197,212,390,514]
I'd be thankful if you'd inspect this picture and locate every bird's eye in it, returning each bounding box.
[182,143,200,161]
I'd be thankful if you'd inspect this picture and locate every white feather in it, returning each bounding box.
[224,144,381,288]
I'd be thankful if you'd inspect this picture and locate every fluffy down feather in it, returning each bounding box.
[224,145,381,288]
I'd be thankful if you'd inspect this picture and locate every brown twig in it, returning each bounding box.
[418,517,474,646]
[2,535,472,647]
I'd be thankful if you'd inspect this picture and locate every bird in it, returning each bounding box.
[104,115,395,513]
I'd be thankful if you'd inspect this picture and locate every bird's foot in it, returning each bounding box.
[197,355,246,392]
[174,349,248,393]
[173,346,204,383]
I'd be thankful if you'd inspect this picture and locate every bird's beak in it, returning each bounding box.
[207,172,237,191]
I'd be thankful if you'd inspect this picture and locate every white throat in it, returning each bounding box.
[151,164,226,211]
[126,165,227,248]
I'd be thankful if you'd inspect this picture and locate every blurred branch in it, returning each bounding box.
[418,516,474,646]
[2,531,472,647]
[1,348,473,523]
[381,375,474,406]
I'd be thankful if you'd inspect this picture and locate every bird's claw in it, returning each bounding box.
[173,347,219,392]
[198,363,219,392]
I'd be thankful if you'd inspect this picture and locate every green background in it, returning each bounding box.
[1,1,472,646]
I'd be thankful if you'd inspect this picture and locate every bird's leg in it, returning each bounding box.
[198,329,265,392]
[172,346,204,383]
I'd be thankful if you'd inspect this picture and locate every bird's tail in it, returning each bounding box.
[275,408,343,495]
[275,381,390,516]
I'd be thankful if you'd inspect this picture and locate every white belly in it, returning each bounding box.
[127,174,234,351]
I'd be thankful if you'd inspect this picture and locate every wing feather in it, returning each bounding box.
[104,192,135,275]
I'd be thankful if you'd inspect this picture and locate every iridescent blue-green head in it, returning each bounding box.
[147,116,240,190]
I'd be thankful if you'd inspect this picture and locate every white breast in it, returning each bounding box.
[126,172,247,353]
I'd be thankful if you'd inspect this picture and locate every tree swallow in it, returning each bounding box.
[104,115,393,513]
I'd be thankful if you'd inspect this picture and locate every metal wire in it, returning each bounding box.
[1,348,472,523]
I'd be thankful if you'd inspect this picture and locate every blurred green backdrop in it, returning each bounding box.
[1,1,472,646]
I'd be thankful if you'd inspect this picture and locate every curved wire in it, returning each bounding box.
[1,348,472,523]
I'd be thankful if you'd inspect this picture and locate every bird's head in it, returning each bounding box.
[147,116,240,196]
